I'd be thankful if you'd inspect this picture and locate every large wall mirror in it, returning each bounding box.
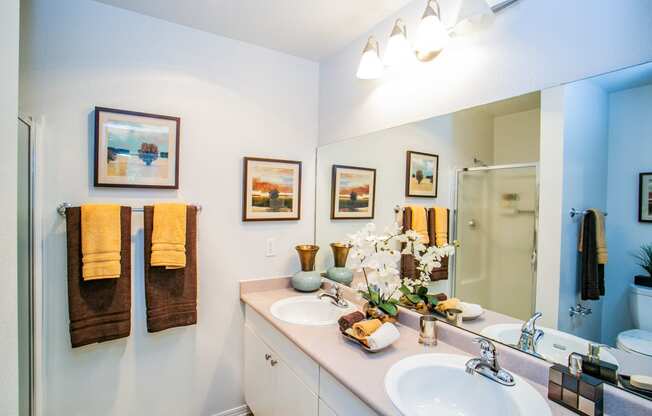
[315,61,652,400]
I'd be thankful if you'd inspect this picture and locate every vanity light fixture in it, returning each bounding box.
[356,36,383,80]
[384,19,415,68]
[452,0,495,34]
[415,0,450,62]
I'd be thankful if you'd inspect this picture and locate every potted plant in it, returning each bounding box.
[347,223,404,323]
[633,243,652,287]
[397,229,455,314]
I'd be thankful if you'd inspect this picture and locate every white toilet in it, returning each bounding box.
[617,283,652,357]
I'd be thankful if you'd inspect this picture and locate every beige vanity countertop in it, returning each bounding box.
[240,282,574,416]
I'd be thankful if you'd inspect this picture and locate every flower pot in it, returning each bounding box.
[634,275,652,288]
[363,302,398,324]
[292,245,321,292]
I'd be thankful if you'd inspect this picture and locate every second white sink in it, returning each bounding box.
[385,353,551,416]
[481,323,619,367]
[270,295,355,326]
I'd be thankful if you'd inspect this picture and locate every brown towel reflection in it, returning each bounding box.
[580,210,604,300]
[66,207,131,348]
[401,207,418,280]
[144,206,198,332]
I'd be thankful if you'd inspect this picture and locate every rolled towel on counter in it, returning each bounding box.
[352,319,382,339]
[367,322,400,350]
[338,311,365,332]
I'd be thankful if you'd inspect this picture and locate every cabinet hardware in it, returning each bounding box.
[265,354,272,360]
[270,359,278,367]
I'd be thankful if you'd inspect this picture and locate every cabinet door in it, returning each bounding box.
[273,358,318,416]
[244,325,274,416]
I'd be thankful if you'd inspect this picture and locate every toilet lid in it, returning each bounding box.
[618,329,652,357]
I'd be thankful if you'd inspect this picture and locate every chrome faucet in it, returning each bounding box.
[517,312,544,357]
[465,338,515,386]
[318,285,349,308]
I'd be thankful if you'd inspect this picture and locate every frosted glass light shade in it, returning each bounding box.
[415,1,449,60]
[356,37,383,80]
[384,19,415,68]
[453,0,494,34]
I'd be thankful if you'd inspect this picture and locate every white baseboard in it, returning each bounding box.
[212,404,252,416]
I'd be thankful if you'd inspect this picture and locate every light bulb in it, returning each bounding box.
[384,19,415,68]
[453,0,494,35]
[415,0,450,61]
[356,37,383,80]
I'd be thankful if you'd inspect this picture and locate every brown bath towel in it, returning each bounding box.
[144,206,198,333]
[580,210,605,300]
[66,206,131,348]
[428,208,449,281]
[401,207,418,280]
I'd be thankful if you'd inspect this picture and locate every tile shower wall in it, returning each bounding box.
[19,0,318,414]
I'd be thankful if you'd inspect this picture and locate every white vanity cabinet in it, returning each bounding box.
[244,324,318,416]
[244,305,378,416]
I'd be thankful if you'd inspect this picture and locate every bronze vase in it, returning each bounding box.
[295,245,319,272]
[330,243,351,267]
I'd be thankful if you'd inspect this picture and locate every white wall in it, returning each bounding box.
[493,109,540,164]
[602,84,652,345]
[19,0,318,415]
[315,108,494,296]
[557,81,609,340]
[0,0,20,414]
[319,0,652,145]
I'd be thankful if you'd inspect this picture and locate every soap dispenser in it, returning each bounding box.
[580,344,618,384]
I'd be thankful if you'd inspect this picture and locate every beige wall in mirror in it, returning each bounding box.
[315,61,652,402]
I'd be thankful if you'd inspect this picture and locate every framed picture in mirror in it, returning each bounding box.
[405,151,439,198]
[242,157,302,221]
[331,165,376,220]
[640,172,652,223]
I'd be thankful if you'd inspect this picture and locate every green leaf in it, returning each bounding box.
[417,286,428,296]
[380,302,398,316]
[399,285,412,296]
[426,295,439,306]
[370,290,380,305]
[406,294,422,304]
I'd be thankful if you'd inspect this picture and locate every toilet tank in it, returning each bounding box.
[630,283,652,331]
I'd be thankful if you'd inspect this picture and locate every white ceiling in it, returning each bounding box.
[93,0,415,60]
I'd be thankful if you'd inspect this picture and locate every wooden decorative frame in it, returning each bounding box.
[330,165,376,220]
[405,150,439,198]
[639,172,652,223]
[94,107,180,189]
[242,157,302,222]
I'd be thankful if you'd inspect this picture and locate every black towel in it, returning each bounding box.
[580,211,605,300]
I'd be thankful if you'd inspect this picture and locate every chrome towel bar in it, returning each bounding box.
[57,202,202,217]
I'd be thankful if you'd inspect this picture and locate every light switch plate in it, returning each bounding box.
[266,238,276,257]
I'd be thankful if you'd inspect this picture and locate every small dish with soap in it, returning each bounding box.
[338,312,400,353]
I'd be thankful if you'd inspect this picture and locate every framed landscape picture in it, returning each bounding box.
[405,151,439,198]
[243,157,302,221]
[640,172,652,223]
[331,165,376,220]
[94,107,180,189]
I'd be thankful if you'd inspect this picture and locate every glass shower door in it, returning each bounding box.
[454,164,538,321]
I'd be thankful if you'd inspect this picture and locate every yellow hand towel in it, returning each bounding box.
[81,204,121,280]
[435,298,461,314]
[434,207,448,247]
[589,209,608,264]
[151,203,187,269]
[408,205,429,244]
[352,319,382,339]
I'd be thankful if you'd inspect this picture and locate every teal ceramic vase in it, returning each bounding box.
[326,243,353,286]
[292,245,322,292]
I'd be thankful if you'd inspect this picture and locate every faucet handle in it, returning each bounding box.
[474,337,496,353]
[521,312,542,334]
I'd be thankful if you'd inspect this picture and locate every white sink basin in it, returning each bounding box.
[481,324,619,367]
[385,354,551,416]
[270,295,355,326]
